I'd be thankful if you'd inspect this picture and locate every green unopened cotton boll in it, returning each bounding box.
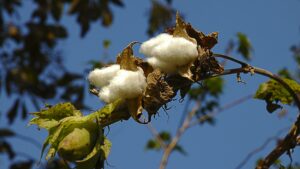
[57,121,98,161]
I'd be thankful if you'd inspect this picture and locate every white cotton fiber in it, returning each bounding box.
[108,68,147,99]
[88,64,120,87]
[140,33,198,66]
[139,33,172,57]
[147,57,177,73]
[98,68,147,103]
[98,86,119,103]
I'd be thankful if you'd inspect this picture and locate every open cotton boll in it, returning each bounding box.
[139,33,173,57]
[98,86,120,103]
[147,57,177,73]
[151,36,198,66]
[88,64,120,87]
[107,68,147,100]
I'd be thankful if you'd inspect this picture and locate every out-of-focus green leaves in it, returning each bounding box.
[237,32,253,61]
[146,139,161,150]
[7,99,20,124]
[145,131,186,155]
[103,39,111,49]
[188,77,224,100]
[147,0,175,36]
[0,140,15,159]
[68,0,124,37]
[254,78,300,105]
[278,68,293,79]
[9,160,33,169]
[0,128,15,138]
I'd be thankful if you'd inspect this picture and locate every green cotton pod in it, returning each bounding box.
[57,120,98,161]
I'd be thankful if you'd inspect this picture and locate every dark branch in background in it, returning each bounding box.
[235,127,289,169]
[213,53,300,169]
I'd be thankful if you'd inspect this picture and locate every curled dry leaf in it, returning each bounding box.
[165,12,223,80]
[143,69,175,118]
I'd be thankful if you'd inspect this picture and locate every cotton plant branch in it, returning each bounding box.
[212,53,300,169]
[189,94,253,127]
[159,101,200,169]
[156,94,252,169]
[147,123,167,149]
[235,127,289,169]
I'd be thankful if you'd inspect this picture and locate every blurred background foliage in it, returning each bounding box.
[0,0,300,169]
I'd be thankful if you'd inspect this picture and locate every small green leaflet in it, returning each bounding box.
[237,32,253,61]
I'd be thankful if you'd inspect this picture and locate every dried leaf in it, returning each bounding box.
[116,42,139,71]
[143,70,174,116]
[172,12,196,43]
[127,96,143,123]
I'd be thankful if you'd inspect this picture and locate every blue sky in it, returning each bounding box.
[1,0,300,169]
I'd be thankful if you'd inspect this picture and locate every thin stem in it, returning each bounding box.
[235,127,289,169]
[147,123,167,149]
[189,94,253,127]
[159,101,200,169]
[213,53,300,169]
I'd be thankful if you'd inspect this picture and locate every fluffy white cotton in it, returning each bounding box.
[147,57,177,73]
[98,68,147,103]
[88,64,120,87]
[140,33,198,73]
[139,33,172,56]
[98,86,119,103]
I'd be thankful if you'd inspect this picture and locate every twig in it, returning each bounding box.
[213,53,300,169]
[189,94,253,127]
[159,101,200,169]
[147,123,167,149]
[235,127,289,169]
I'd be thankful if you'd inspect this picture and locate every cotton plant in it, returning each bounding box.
[29,13,229,169]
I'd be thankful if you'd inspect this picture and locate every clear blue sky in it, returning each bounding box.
[1,0,300,169]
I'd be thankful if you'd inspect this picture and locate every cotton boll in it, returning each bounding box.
[139,33,173,57]
[147,57,177,73]
[108,68,147,100]
[88,64,120,87]
[152,36,198,66]
[98,86,120,103]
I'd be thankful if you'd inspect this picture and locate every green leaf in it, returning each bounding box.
[103,39,111,49]
[254,78,300,105]
[188,77,224,99]
[159,131,171,142]
[174,145,187,156]
[237,32,253,60]
[145,139,161,151]
[278,68,293,79]
[29,102,82,130]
